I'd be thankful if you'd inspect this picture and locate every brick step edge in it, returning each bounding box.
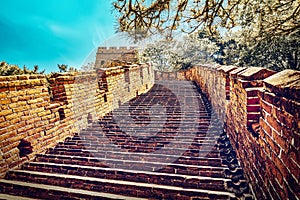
[35,153,229,169]
[3,171,236,199]
[0,179,146,200]
[21,161,230,181]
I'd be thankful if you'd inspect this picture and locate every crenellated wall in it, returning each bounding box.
[0,63,154,178]
[0,61,298,199]
[155,65,300,200]
[95,46,138,68]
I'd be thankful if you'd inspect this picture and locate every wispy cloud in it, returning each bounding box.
[0,0,116,72]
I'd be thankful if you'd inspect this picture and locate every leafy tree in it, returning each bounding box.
[113,0,299,40]
[0,62,23,76]
[57,64,78,73]
[68,67,78,72]
[113,0,300,71]
[33,65,45,74]
[139,32,219,71]
[237,32,300,71]
[57,64,68,72]
[0,62,45,76]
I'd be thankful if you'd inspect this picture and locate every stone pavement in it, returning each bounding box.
[0,80,253,199]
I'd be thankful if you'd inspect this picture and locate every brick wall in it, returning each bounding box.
[154,66,300,199]
[0,63,154,178]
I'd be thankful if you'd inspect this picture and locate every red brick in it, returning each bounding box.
[289,146,299,165]
[246,88,259,97]
[260,118,272,136]
[262,91,282,106]
[266,115,282,134]
[265,133,280,155]
[273,108,296,129]
[269,180,283,200]
[261,99,273,113]
[272,130,289,151]
[0,130,17,141]
[247,105,260,112]
[283,176,299,200]
[247,113,260,120]
[281,152,300,181]
[261,109,269,120]
[280,97,299,117]
[247,97,260,105]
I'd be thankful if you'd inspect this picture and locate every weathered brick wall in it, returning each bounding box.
[0,75,75,178]
[0,64,154,178]
[257,70,299,199]
[154,66,300,199]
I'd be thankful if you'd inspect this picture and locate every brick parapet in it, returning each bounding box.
[0,63,154,178]
[257,70,300,199]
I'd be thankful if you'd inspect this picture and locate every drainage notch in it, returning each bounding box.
[18,139,33,157]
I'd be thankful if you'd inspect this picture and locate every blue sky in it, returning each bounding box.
[0,0,117,73]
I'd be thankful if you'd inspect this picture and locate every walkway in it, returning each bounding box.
[0,80,253,199]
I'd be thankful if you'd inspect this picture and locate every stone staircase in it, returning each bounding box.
[0,81,253,199]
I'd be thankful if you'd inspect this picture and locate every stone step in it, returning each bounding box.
[0,179,146,200]
[56,141,219,150]
[34,153,235,175]
[42,149,225,167]
[48,146,221,158]
[0,193,38,200]
[112,111,206,114]
[19,162,230,190]
[98,115,210,121]
[23,160,228,179]
[54,136,221,151]
[96,123,210,128]
[63,136,221,144]
[4,170,236,199]
[56,137,220,147]
[80,130,213,137]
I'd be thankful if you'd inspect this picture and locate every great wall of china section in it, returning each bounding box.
[0,46,299,200]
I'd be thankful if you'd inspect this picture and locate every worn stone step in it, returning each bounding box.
[95,124,208,130]
[5,170,235,199]
[98,116,211,122]
[57,137,219,147]
[0,179,145,200]
[48,146,221,158]
[23,160,228,179]
[71,138,220,149]
[63,136,220,145]
[79,131,215,139]
[35,154,229,175]
[53,136,221,152]
[19,162,230,190]
[111,111,208,116]
[45,147,224,164]
[56,142,219,151]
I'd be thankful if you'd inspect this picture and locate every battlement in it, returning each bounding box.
[95,46,138,68]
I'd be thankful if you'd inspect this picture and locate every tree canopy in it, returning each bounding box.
[0,62,45,76]
[114,0,300,71]
[113,0,300,40]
